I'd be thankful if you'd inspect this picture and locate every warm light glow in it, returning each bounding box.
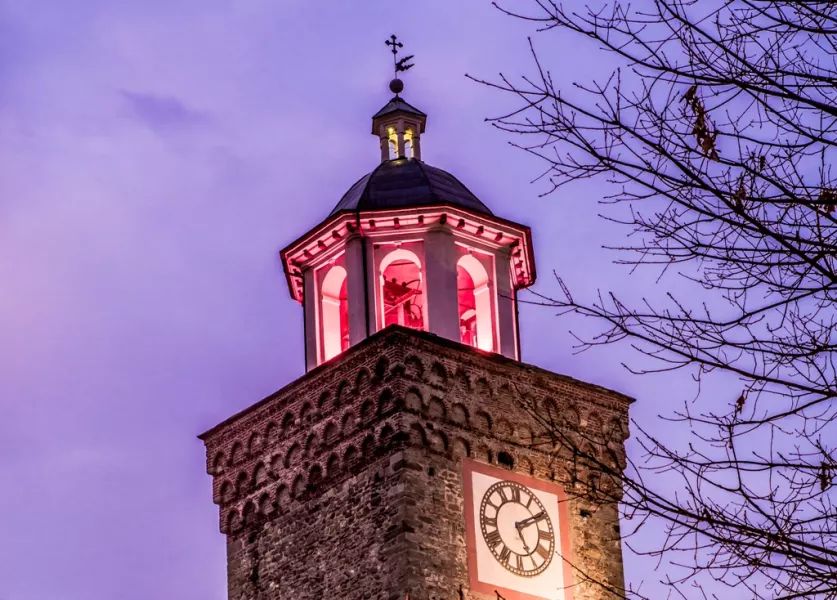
[388,129,398,159]
[458,254,494,352]
[404,128,413,158]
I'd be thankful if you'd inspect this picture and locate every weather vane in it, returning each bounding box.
[385,34,414,96]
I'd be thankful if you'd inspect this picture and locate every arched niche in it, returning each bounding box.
[320,264,349,362]
[379,248,425,331]
[404,127,415,158]
[457,253,494,352]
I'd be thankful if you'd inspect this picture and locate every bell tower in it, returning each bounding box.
[200,38,632,600]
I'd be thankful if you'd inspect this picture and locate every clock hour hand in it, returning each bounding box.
[515,511,547,531]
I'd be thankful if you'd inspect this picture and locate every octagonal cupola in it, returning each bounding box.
[372,95,426,162]
[280,46,536,371]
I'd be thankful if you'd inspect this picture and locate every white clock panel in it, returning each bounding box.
[463,459,573,600]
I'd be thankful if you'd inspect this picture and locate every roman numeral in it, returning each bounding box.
[524,493,533,510]
[485,529,502,549]
[535,543,551,560]
[497,487,508,503]
[539,529,554,542]
[516,554,524,571]
[483,516,497,528]
[510,486,521,503]
[498,545,512,565]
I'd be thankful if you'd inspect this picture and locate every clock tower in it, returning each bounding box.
[199,45,632,600]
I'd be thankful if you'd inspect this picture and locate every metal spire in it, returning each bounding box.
[384,35,414,95]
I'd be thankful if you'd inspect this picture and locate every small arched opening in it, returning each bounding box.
[404,128,414,158]
[380,248,424,331]
[457,254,494,351]
[321,265,349,361]
[387,126,398,160]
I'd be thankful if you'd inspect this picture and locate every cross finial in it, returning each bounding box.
[384,34,414,94]
[385,34,403,61]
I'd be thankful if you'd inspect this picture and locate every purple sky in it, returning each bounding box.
[0,2,733,598]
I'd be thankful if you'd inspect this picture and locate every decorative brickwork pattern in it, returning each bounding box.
[199,326,632,600]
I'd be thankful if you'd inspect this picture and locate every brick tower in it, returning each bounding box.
[199,51,632,600]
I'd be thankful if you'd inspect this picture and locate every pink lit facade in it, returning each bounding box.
[281,205,535,371]
[279,93,536,371]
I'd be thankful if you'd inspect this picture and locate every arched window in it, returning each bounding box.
[404,128,414,158]
[321,265,349,361]
[457,254,494,352]
[380,249,424,330]
[387,126,398,160]
[384,126,415,159]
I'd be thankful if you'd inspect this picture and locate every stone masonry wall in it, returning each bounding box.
[200,326,633,600]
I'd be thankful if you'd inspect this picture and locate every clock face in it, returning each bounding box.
[463,459,572,600]
[479,481,555,576]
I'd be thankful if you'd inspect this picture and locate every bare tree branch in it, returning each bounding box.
[479,1,837,597]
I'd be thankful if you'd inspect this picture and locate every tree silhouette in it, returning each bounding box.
[475,1,837,598]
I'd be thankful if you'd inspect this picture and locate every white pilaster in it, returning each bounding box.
[380,136,390,162]
[494,250,518,360]
[424,228,461,341]
[303,268,319,371]
[344,235,369,346]
[396,131,406,158]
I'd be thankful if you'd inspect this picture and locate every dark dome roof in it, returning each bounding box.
[330,158,492,216]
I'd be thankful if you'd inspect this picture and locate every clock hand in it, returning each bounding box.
[515,511,547,553]
[514,522,531,552]
[515,511,547,531]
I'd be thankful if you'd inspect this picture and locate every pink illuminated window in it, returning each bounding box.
[321,266,349,361]
[457,255,494,352]
[380,249,424,330]
[457,266,478,347]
